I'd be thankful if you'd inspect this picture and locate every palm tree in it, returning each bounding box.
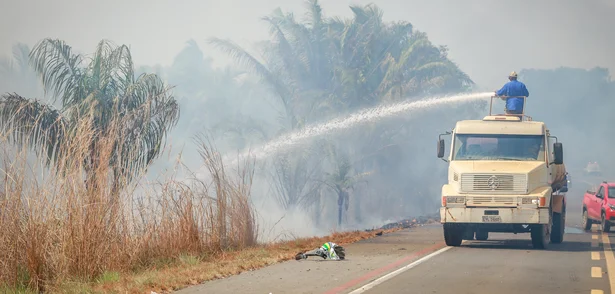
[209,1,475,221]
[321,145,370,226]
[0,38,180,194]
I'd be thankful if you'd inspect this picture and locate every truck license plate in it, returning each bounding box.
[482,216,501,223]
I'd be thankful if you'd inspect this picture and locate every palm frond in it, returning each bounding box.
[29,38,84,106]
[109,44,135,92]
[208,37,289,99]
[0,93,67,165]
[116,76,180,177]
[261,15,304,79]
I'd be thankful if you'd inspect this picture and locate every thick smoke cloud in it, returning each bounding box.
[0,0,612,240]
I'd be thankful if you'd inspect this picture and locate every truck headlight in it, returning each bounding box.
[522,197,546,206]
[446,196,465,205]
[609,204,615,211]
[521,197,537,204]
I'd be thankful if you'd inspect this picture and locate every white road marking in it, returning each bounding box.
[348,246,451,294]
[592,266,603,278]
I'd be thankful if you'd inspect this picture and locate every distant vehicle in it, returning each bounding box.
[582,181,615,232]
[437,95,567,249]
[585,162,602,176]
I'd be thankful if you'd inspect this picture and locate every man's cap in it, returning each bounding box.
[509,71,518,78]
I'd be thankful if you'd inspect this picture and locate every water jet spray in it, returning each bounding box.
[194,91,492,179]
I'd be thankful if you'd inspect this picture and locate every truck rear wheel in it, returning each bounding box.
[531,224,550,249]
[550,212,564,244]
[443,224,463,246]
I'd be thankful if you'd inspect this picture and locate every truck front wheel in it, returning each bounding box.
[550,211,564,244]
[531,224,550,249]
[443,224,463,246]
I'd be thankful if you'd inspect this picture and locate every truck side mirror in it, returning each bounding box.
[553,142,563,165]
[437,139,445,158]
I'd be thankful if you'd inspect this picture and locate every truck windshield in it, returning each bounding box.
[452,134,544,161]
[609,187,615,198]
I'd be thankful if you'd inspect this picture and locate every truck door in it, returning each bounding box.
[590,186,606,219]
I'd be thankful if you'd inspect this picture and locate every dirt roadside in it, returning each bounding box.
[174,224,445,294]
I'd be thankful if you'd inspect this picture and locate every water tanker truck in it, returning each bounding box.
[436,96,567,249]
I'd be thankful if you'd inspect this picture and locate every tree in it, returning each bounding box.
[269,145,325,210]
[209,1,476,223]
[209,0,473,127]
[321,144,370,226]
[0,38,180,194]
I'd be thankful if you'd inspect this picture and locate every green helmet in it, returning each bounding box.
[322,242,331,251]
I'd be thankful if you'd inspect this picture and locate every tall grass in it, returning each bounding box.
[0,112,258,292]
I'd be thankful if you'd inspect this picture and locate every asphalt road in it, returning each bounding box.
[176,175,615,294]
[354,228,613,294]
[176,224,615,294]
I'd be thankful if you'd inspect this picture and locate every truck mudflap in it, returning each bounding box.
[440,207,550,224]
[551,194,565,214]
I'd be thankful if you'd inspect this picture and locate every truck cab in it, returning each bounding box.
[437,96,567,249]
[582,181,615,232]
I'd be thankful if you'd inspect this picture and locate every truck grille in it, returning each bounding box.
[467,196,515,206]
[460,173,527,194]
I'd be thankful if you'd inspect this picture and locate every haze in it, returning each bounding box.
[0,0,614,240]
[1,0,613,89]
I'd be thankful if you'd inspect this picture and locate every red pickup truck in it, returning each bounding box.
[582,181,615,232]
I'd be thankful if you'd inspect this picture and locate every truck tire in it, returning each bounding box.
[443,224,463,246]
[550,212,564,244]
[475,230,489,241]
[602,213,611,233]
[582,209,592,231]
[531,224,549,249]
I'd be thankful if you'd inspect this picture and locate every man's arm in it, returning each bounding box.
[522,84,529,97]
[496,84,508,100]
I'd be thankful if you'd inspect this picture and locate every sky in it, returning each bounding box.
[1,0,613,90]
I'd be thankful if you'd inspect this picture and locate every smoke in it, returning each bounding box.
[0,0,612,239]
[1,0,612,87]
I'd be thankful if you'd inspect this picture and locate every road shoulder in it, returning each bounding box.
[175,225,445,294]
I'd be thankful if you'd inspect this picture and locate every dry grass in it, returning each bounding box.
[0,107,400,294]
[0,111,258,292]
[90,228,402,294]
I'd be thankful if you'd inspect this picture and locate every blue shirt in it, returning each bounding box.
[496,80,529,111]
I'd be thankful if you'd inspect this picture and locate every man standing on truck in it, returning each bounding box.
[495,71,530,115]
